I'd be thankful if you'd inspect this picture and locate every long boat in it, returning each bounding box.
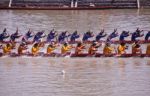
[0,52,149,57]
[1,40,150,44]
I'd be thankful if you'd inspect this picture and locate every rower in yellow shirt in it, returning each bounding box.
[32,43,40,56]
[3,43,12,54]
[61,42,73,54]
[103,43,114,55]
[47,42,57,54]
[146,44,150,55]
[117,42,128,55]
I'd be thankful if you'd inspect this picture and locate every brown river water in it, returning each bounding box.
[0,9,150,96]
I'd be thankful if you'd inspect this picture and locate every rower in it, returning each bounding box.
[22,29,34,43]
[70,31,80,42]
[131,28,144,41]
[10,28,22,42]
[3,43,12,54]
[145,31,150,41]
[18,42,28,55]
[31,43,40,56]
[103,42,114,55]
[95,29,107,41]
[117,42,128,55]
[58,31,70,43]
[82,31,94,42]
[47,29,58,42]
[0,28,10,42]
[88,41,100,55]
[75,42,85,55]
[119,31,130,41]
[61,42,73,54]
[132,42,142,55]
[146,44,150,55]
[47,42,57,54]
[33,30,46,43]
[106,29,118,41]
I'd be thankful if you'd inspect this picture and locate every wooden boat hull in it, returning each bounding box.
[1,40,150,44]
[0,52,149,57]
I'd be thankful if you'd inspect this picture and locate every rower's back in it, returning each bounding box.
[146,44,150,55]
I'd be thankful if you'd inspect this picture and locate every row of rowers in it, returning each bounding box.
[1,41,150,56]
[0,28,150,43]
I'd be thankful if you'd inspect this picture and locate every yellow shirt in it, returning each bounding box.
[3,46,11,54]
[47,46,55,54]
[61,45,72,54]
[146,44,150,55]
[103,46,113,55]
[32,46,39,55]
[118,45,126,55]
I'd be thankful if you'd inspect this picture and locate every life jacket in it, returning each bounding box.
[3,45,11,54]
[117,45,126,55]
[61,45,72,54]
[103,46,113,55]
[47,46,55,54]
[32,46,39,55]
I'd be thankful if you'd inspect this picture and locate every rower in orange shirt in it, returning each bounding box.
[75,42,85,55]
[132,43,142,55]
[88,41,100,55]
[18,42,28,55]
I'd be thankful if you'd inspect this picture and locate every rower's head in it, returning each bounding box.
[135,44,141,48]
[77,42,82,47]
[64,42,68,46]
[106,42,111,46]
[34,43,39,48]
[74,31,77,34]
[48,44,53,48]
[6,43,11,47]
[20,42,26,46]
[120,42,126,46]
[136,27,140,32]
[3,28,7,33]
[101,29,104,32]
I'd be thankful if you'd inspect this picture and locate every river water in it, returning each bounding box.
[0,9,150,96]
